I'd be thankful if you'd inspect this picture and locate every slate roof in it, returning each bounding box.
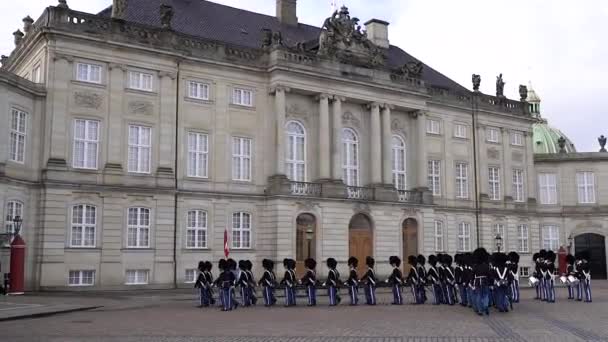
[98,0,468,92]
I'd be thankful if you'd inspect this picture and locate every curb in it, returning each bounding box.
[0,305,103,322]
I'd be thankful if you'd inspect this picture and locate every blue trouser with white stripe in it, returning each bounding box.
[241,286,251,306]
[567,284,575,299]
[474,285,490,314]
[545,279,555,303]
[198,287,208,306]
[445,285,455,305]
[540,278,548,301]
[392,284,402,305]
[364,284,376,305]
[284,286,296,306]
[418,285,427,304]
[431,284,442,305]
[328,286,339,306]
[263,286,275,306]
[459,284,468,306]
[510,279,520,303]
[306,285,317,305]
[495,285,509,311]
[349,285,359,305]
[411,284,423,304]
[221,287,233,311]
[466,286,474,308]
[583,279,592,302]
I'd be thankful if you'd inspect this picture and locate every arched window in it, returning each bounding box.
[342,128,359,186]
[392,135,407,190]
[285,121,306,182]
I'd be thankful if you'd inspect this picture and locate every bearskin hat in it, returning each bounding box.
[207,261,213,271]
[408,255,417,266]
[428,254,437,266]
[566,254,575,264]
[417,254,426,266]
[245,260,252,271]
[262,258,274,270]
[283,258,290,268]
[290,258,297,270]
[445,254,453,266]
[473,248,489,264]
[238,260,246,270]
[539,249,548,260]
[532,252,540,262]
[226,258,236,270]
[494,252,507,266]
[508,251,520,264]
[576,251,590,262]
[546,250,557,263]
[327,257,337,269]
[218,259,227,271]
[366,256,375,268]
[305,258,317,269]
[198,261,205,271]
[454,254,461,265]
[463,253,473,266]
[348,256,358,268]
[389,256,401,267]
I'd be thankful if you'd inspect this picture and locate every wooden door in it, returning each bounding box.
[296,214,316,278]
[575,233,607,279]
[349,229,373,277]
[402,218,418,273]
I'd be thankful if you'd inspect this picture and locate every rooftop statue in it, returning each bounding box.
[496,73,505,98]
[519,85,528,102]
[472,74,481,92]
[599,135,607,152]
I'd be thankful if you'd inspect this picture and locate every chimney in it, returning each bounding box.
[365,19,390,49]
[112,0,128,21]
[276,0,298,26]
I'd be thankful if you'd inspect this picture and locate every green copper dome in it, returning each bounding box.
[533,120,577,154]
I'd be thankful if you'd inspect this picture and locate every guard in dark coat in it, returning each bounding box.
[545,251,557,303]
[443,254,456,305]
[407,255,422,304]
[300,258,318,306]
[455,254,467,306]
[280,258,297,306]
[508,252,520,303]
[493,252,512,312]
[427,255,442,305]
[204,261,216,306]
[258,259,277,307]
[325,258,341,306]
[346,257,359,305]
[538,249,548,301]
[416,255,428,304]
[360,256,377,305]
[472,248,492,316]
[386,256,404,305]
[463,253,475,308]
[565,254,576,300]
[532,252,541,300]
[195,261,209,307]
[577,251,592,302]
[214,259,237,311]
[244,260,257,305]
[238,260,252,306]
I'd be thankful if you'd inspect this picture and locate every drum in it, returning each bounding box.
[528,276,540,287]
[559,276,568,284]
[567,275,580,285]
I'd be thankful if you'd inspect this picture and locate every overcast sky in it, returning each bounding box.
[2,0,607,151]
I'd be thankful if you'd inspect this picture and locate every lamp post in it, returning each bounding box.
[12,216,22,236]
[567,234,573,254]
[495,233,503,253]
[305,225,314,259]
[8,215,26,295]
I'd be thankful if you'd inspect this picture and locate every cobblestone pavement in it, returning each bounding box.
[1,283,607,342]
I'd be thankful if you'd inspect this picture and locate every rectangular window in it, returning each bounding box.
[128,125,151,173]
[68,270,95,286]
[9,108,27,163]
[486,127,500,143]
[76,63,101,83]
[519,267,530,277]
[73,119,99,169]
[232,88,253,107]
[5,201,23,235]
[426,119,440,134]
[455,162,469,199]
[510,132,524,146]
[128,71,153,91]
[232,212,251,249]
[512,169,525,202]
[517,224,529,253]
[494,223,506,251]
[125,270,149,285]
[434,220,444,252]
[458,222,471,252]
[71,205,96,247]
[232,137,252,181]
[127,207,150,248]
[577,172,596,204]
[542,225,559,251]
[538,173,558,204]
[454,124,467,139]
[32,65,41,83]
[186,210,207,249]
[187,132,209,178]
[488,167,501,200]
[185,269,197,283]
[428,160,441,196]
[187,81,210,100]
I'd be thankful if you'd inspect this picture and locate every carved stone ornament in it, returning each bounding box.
[400,61,423,78]
[599,135,607,152]
[111,0,127,19]
[128,101,153,115]
[496,73,505,98]
[519,85,528,102]
[487,148,500,160]
[512,151,524,163]
[558,136,567,153]
[159,4,174,30]
[318,6,385,67]
[402,207,419,218]
[296,201,319,213]
[472,74,481,92]
[342,111,360,127]
[74,91,103,109]
[391,118,407,135]
[261,28,272,48]
[353,202,371,214]
[287,103,309,123]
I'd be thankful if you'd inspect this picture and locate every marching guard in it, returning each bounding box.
[386,256,404,305]
[577,252,592,302]
[245,260,257,305]
[215,259,237,311]
[346,257,360,305]
[301,258,318,306]
[472,248,491,316]
[493,253,512,312]
[195,261,210,307]
[463,253,474,308]
[508,252,520,303]
[455,254,466,306]
[545,251,557,303]
[416,255,428,304]
[259,259,277,307]
[427,255,442,305]
[565,254,576,300]
[407,255,423,304]
[325,258,341,306]
[280,258,297,307]
[361,256,377,305]
[443,254,457,305]
[238,260,252,306]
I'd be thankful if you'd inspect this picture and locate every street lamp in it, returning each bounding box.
[567,234,573,254]
[495,233,503,253]
[12,216,22,236]
[305,226,314,259]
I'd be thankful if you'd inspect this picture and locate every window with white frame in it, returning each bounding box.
[576,172,596,204]
[73,119,99,169]
[232,137,252,181]
[187,81,209,100]
[128,125,151,173]
[5,200,23,235]
[538,173,558,205]
[519,267,530,277]
[510,132,524,146]
[32,65,41,83]
[486,127,500,143]
[68,270,95,286]
[517,224,529,253]
[186,210,207,249]
[392,135,407,190]
[342,128,359,186]
[285,121,306,182]
[454,124,467,139]
[76,63,101,84]
[9,108,27,163]
[232,88,253,107]
[542,225,559,251]
[426,119,440,134]
[494,223,506,251]
[128,71,153,91]
[187,132,208,178]
[125,270,149,285]
[512,169,525,202]
[488,167,501,200]
[434,220,444,252]
[458,222,471,252]
[455,162,469,199]
[127,207,150,248]
[71,204,96,247]
[185,269,197,283]
[232,212,251,249]
[428,160,441,196]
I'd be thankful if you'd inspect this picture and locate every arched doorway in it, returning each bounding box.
[296,213,316,278]
[402,218,418,272]
[349,213,373,277]
[575,233,607,279]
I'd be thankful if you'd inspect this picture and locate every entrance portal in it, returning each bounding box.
[402,218,418,272]
[575,233,607,280]
[295,213,316,278]
[349,213,373,277]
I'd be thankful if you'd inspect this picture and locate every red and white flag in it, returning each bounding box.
[223,229,230,258]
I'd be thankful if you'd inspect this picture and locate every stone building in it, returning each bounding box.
[0,0,606,290]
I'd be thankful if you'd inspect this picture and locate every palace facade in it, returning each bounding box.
[0,0,607,290]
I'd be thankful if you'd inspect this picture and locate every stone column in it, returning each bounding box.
[370,102,382,184]
[331,96,345,181]
[317,94,331,180]
[381,104,393,185]
[524,131,536,203]
[158,71,177,176]
[47,54,73,168]
[502,128,511,200]
[414,111,427,189]
[105,63,127,171]
[273,86,289,176]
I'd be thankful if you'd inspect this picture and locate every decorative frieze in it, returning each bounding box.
[74,91,103,109]
[342,111,360,127]
[128,100,154,115]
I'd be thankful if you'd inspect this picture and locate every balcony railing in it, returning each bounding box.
[290,181,322,197]
[346,186,374,200]
[398,190,422,203]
